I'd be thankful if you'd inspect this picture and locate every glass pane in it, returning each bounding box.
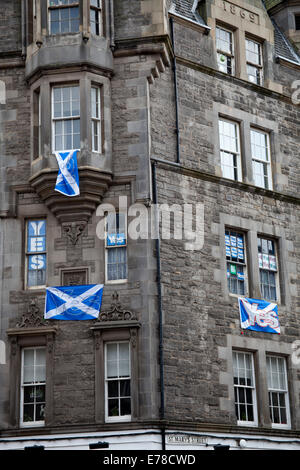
[107,380,118,398]
[24,349,34,367]
[106,344,117,366]
[119,342,129,361]
[24,386,35,403]
[35,365,46,383]
[23,404,34,422]
[108,399,119,417]
[120,380,130,397]
[120,398,131,416]
[119,359,130,378]
[23,366,35,384]
[107,360,118,378]
[35,385,46,403]
[36,349,46,366]
[36,404,45,421]
[73,130,80,150]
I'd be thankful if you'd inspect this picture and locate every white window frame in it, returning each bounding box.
[91,85,101,153]
[48,0,80,36]
[257,235,280,303]
[90,0,103,36]
[104,341,131,423]
[51,84,80,153]
[267,355,291,429]
[233,351,258,427]
[25,219,47,290]
[245,38,263,85]
[225,229,248,297]
[250,128,272,190]
[216,26,235,76]
[218,118,242,182]
[105,212,128,284]
[20,347,46,428]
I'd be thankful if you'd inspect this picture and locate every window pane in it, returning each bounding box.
[108,380,118,398]
[120,398,131,416]
[23,404,35,422]
[108,399,119,417]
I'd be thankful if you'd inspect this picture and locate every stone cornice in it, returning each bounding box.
[175,55,298,105]
[151,157,300,206]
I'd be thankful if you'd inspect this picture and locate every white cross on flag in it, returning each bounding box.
[44,284,104,320]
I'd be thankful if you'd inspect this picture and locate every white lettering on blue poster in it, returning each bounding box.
[230,236,237,247]
[238,249,244,260]
[29,254,46,271]
[231,247,238,258]
[237,236,243,249]
[225,235,230,246]
[28,220,46,253]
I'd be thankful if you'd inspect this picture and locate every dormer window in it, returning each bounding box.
[216,26,235,75]
[49,0,80,35]
[246,38,263,85]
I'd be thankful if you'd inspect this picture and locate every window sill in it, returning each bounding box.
[105,416,131,424]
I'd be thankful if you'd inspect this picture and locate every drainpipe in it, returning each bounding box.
[151,161,165,451]
[169,16,180,164]
[109,0,115,51]
[21,0,27,60]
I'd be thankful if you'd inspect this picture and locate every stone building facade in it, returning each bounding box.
[0,0,299,450]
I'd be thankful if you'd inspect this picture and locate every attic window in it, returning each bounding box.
[295,15,300,31]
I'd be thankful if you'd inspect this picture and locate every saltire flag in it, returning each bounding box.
[44,284,103,320]
[238,297,280,334]
[54,150,80,197]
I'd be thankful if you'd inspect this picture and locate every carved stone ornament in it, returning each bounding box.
[62,221,86,245]
[16,299,49,328]
[98,291,137,322]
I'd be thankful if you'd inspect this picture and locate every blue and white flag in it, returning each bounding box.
[239,297,280,334]
[44,284,103,320]
[55,150,80,197]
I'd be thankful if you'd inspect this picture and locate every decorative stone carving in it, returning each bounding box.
[62,221,86,245]
[62,268,88,286]
[16,299,49,328]
[130,328,138,348]
[98,291,137,322]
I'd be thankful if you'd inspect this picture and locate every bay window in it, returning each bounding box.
[90,0,102,36]
[52,85,80,152]
[49,0,80,35]
[91,85,101,153]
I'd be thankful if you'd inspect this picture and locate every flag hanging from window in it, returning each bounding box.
[238,297,280,334]
[54,150,80,197]
[44,284,103,320]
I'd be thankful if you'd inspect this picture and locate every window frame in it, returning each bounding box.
[25,218,47,290]
[266,355,291,429]
[51,83,81,153]
[225,228,248,297]
[245,38,264,86]
[48,0,80,36]
[250,128,273,190]
[216,25,235,76]
[20,346,46,428]
[104,341,131,423]
[105,212,128,284]
[233,350,258,427]
[257,235,280,303]
[218,117,242,182]
[90,0,103,36]
[91,84,102,153]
